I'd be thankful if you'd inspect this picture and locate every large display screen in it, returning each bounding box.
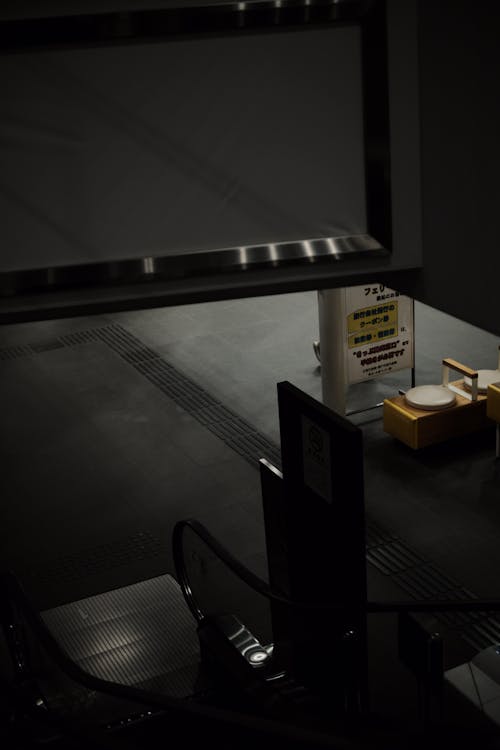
[0,24,365,272]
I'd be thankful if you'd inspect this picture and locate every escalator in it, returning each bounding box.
[0,564,368,749]
[172,517,500,747]
[3,515,500,749]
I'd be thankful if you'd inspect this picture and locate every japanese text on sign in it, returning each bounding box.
[345,284,414,384]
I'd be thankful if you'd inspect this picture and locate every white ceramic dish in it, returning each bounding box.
[463,369,500,394]
[404,384,457,411]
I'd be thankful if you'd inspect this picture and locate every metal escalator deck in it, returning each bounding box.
[40,574,205,703]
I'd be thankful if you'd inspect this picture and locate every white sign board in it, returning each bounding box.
[344,284,414,385]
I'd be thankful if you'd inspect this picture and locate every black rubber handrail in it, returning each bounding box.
[173,517,277,622]
[173,517,500,618]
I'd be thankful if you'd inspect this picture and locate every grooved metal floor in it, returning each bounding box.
[41,574,203,699]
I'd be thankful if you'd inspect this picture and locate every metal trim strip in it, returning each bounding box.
[0,2,367,54]
[0,234,386,297]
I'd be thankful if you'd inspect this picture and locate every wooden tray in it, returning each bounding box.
[487,382,500,423]
[383,380,489,449]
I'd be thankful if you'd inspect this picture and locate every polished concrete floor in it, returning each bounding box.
[1,290,500,730]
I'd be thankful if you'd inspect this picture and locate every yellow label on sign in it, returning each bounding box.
[344,284,414,385]
[347,301,398,349]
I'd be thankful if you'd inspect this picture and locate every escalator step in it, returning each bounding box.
[41,574,204,699]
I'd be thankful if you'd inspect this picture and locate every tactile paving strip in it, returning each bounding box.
[63,324,280,470]
[366,523,500,649]
[0,344,34,360]
[33,532,162,584]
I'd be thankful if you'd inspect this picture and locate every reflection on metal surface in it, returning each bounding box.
[216,613,270,666]
[326,238,340,256]
[0,234,387,298]
[141,257,156,275]
[313,340,321,362]
[302,240,315,261]
[269,243,279,265]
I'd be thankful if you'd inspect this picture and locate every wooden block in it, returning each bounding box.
[487,383,500,423]
[383,381,489,449]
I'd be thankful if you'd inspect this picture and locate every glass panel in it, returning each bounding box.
[180,524,273,648]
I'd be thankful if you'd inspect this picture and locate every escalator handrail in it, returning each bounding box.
[173,517,277,622]
[173,517,500,618]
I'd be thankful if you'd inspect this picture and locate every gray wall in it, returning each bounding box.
[412,0,500,336]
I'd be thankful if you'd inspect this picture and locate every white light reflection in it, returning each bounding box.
[241,642,257,657]
[274,0,282,8]
[326,238,339,256]
[238,246,248,269]
[269,243,279,263]
[229,624,246,641]
[142,257,155,275]
[302,240,315,261]
[237,2,246,11]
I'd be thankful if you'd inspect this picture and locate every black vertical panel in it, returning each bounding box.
[259,459,292,668]
[361,0,392,249]
[277,381,367,708]
[412,0,500,336]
